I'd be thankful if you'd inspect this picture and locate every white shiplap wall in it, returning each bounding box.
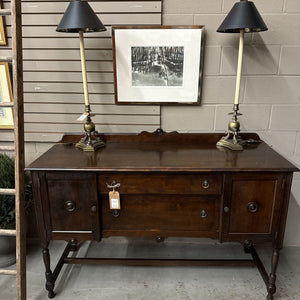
[0,0,162,146]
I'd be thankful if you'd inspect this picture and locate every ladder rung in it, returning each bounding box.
[0,56,12,62]
[0,229,16,236]
[0,9,11,16]
[0,146,15,151]
[0,102,13,108]
[0,269,17,275]
[0,188,16,195]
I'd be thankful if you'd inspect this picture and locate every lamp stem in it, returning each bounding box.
[79,30,89,107]
[234,29,244,105]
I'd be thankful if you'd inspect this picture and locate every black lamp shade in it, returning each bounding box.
[56,0,106,33]
[217,0,267,33]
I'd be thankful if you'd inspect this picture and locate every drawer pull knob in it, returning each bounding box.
[224,206,230,213]
[200,210,208,218]
[90,205,97,213]
[202,180,209,189]
[247,202,259,213]
[65,201,76,212]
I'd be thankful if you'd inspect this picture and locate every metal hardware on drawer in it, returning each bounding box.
[200,209,208,218]
[247,202,259,213]
[113,209,120,217]
[65,201,76,212]
[107,180,121,191]
[224,206,230,213]
[202,179,209,189]
[90,205,97,213]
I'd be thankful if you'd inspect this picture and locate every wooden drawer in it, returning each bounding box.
[101,194,220,236]
[98,173,222,195]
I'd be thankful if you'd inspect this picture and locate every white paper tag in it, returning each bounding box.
[77,112,88,121]
[111,198,119,209]
[109,191,121,210]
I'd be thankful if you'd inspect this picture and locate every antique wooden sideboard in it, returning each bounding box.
[26,131,298,299]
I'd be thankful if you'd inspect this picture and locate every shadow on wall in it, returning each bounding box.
[284,194,300,247]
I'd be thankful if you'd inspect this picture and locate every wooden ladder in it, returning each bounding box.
[0,0,26,299]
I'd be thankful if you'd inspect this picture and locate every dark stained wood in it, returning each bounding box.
[228,174,284,234]
[64,257,255,267]
[27,132,297,172]
[99,173,222,195]
[101,194,220,236]
[28,132,299,299]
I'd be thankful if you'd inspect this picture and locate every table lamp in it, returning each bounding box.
[216,0,267,150]
[57,0,106,151]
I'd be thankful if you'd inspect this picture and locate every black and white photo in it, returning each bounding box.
[113,26,204,104]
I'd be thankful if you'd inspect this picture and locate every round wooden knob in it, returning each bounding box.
[65,201,76,212]
[202,180,209,189]
[247,202,259,213]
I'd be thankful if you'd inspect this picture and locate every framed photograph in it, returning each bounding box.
[0,1,7,45]
[112,26,204,105]
[0,62,13,129]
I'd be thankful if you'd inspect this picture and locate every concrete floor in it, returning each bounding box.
[0,238,299,300]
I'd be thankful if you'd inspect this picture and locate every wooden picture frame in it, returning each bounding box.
[0,0,7,45]
[0,62,13,129]
[112,26,205,105]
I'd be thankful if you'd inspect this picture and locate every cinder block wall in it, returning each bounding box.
[23,0,299,246]
[162,0,300,246]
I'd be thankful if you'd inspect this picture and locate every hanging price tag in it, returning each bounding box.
[77,112,88,121]
[109,191,121,210]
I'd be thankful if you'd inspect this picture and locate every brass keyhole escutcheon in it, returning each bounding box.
[202,180,209,189]
[65,201,76,212]
[200,209,208,218]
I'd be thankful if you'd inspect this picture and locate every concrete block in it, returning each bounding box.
[285,0,300,13]
[271,106,300,130]
[193,14,252,45]
[279,47,300,75]
[295,133,300,156]
[284,189,300,246]
[163,0,222,14]
[258,131,297,157]
[203,46,221,76]
[201,76,245,104]
[215,105,271,131]
[221,45,280,75]
[253,15,300,45]
[223,0,284,13]
[161,105,215,131]
[162,14,194,26]
[244,76,300,104]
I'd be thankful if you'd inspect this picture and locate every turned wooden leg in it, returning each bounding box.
[69,239,79,252]
[42,246,55,298]
[267,248,280,300]
[243,240,252,253]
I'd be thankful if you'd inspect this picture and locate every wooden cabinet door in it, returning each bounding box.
[222,173,286,243]
[45,172,100,240]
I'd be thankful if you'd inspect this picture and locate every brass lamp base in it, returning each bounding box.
[76,134,105,152]
[217,104,244,151]
[76,106,105,152]
[216,137,243,151]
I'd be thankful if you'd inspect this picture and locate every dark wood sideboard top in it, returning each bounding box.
[26,132,298,172]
